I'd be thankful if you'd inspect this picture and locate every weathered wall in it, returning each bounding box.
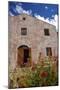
[8,14,58,69]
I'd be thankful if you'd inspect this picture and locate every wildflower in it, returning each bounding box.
[40,71,48,78]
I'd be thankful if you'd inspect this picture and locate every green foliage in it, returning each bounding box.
[9,57,58,88]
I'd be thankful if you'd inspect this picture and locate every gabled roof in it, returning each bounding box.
[9,13,56,28]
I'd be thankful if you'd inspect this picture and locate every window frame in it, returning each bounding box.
[44,28,50,36]
[21,28,27,35]
[46,47,52,56]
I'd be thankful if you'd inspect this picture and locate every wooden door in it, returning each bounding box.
[29,48,31,66]
[17,48,24,67]
[24,49,29,63]
[17,47,32,67]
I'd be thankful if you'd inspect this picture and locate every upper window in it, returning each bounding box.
[44,28,50,36]
[46,47,52,56]
[21,28,27,35]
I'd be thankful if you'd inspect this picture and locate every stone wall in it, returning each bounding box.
[8,14,58,69]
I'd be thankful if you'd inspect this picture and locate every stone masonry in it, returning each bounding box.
[8,14,58,69]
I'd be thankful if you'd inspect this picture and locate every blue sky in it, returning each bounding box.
[8,1,58,30]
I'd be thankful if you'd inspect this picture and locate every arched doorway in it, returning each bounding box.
[17,45,31,67]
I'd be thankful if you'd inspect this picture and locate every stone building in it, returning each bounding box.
[8,14,58,69]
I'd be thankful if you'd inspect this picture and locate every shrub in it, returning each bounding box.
[9,56,58,88]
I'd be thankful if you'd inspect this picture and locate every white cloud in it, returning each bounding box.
[9,11,14,16]
[23,9,32,15]
[45,6,48,9]
[16,5,32,15]
[50,15,58,30]
[9,4,32,16]
[16,5,23,13]
[34,14,58,31]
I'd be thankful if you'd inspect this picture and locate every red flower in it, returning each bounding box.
[40,71,48,78]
